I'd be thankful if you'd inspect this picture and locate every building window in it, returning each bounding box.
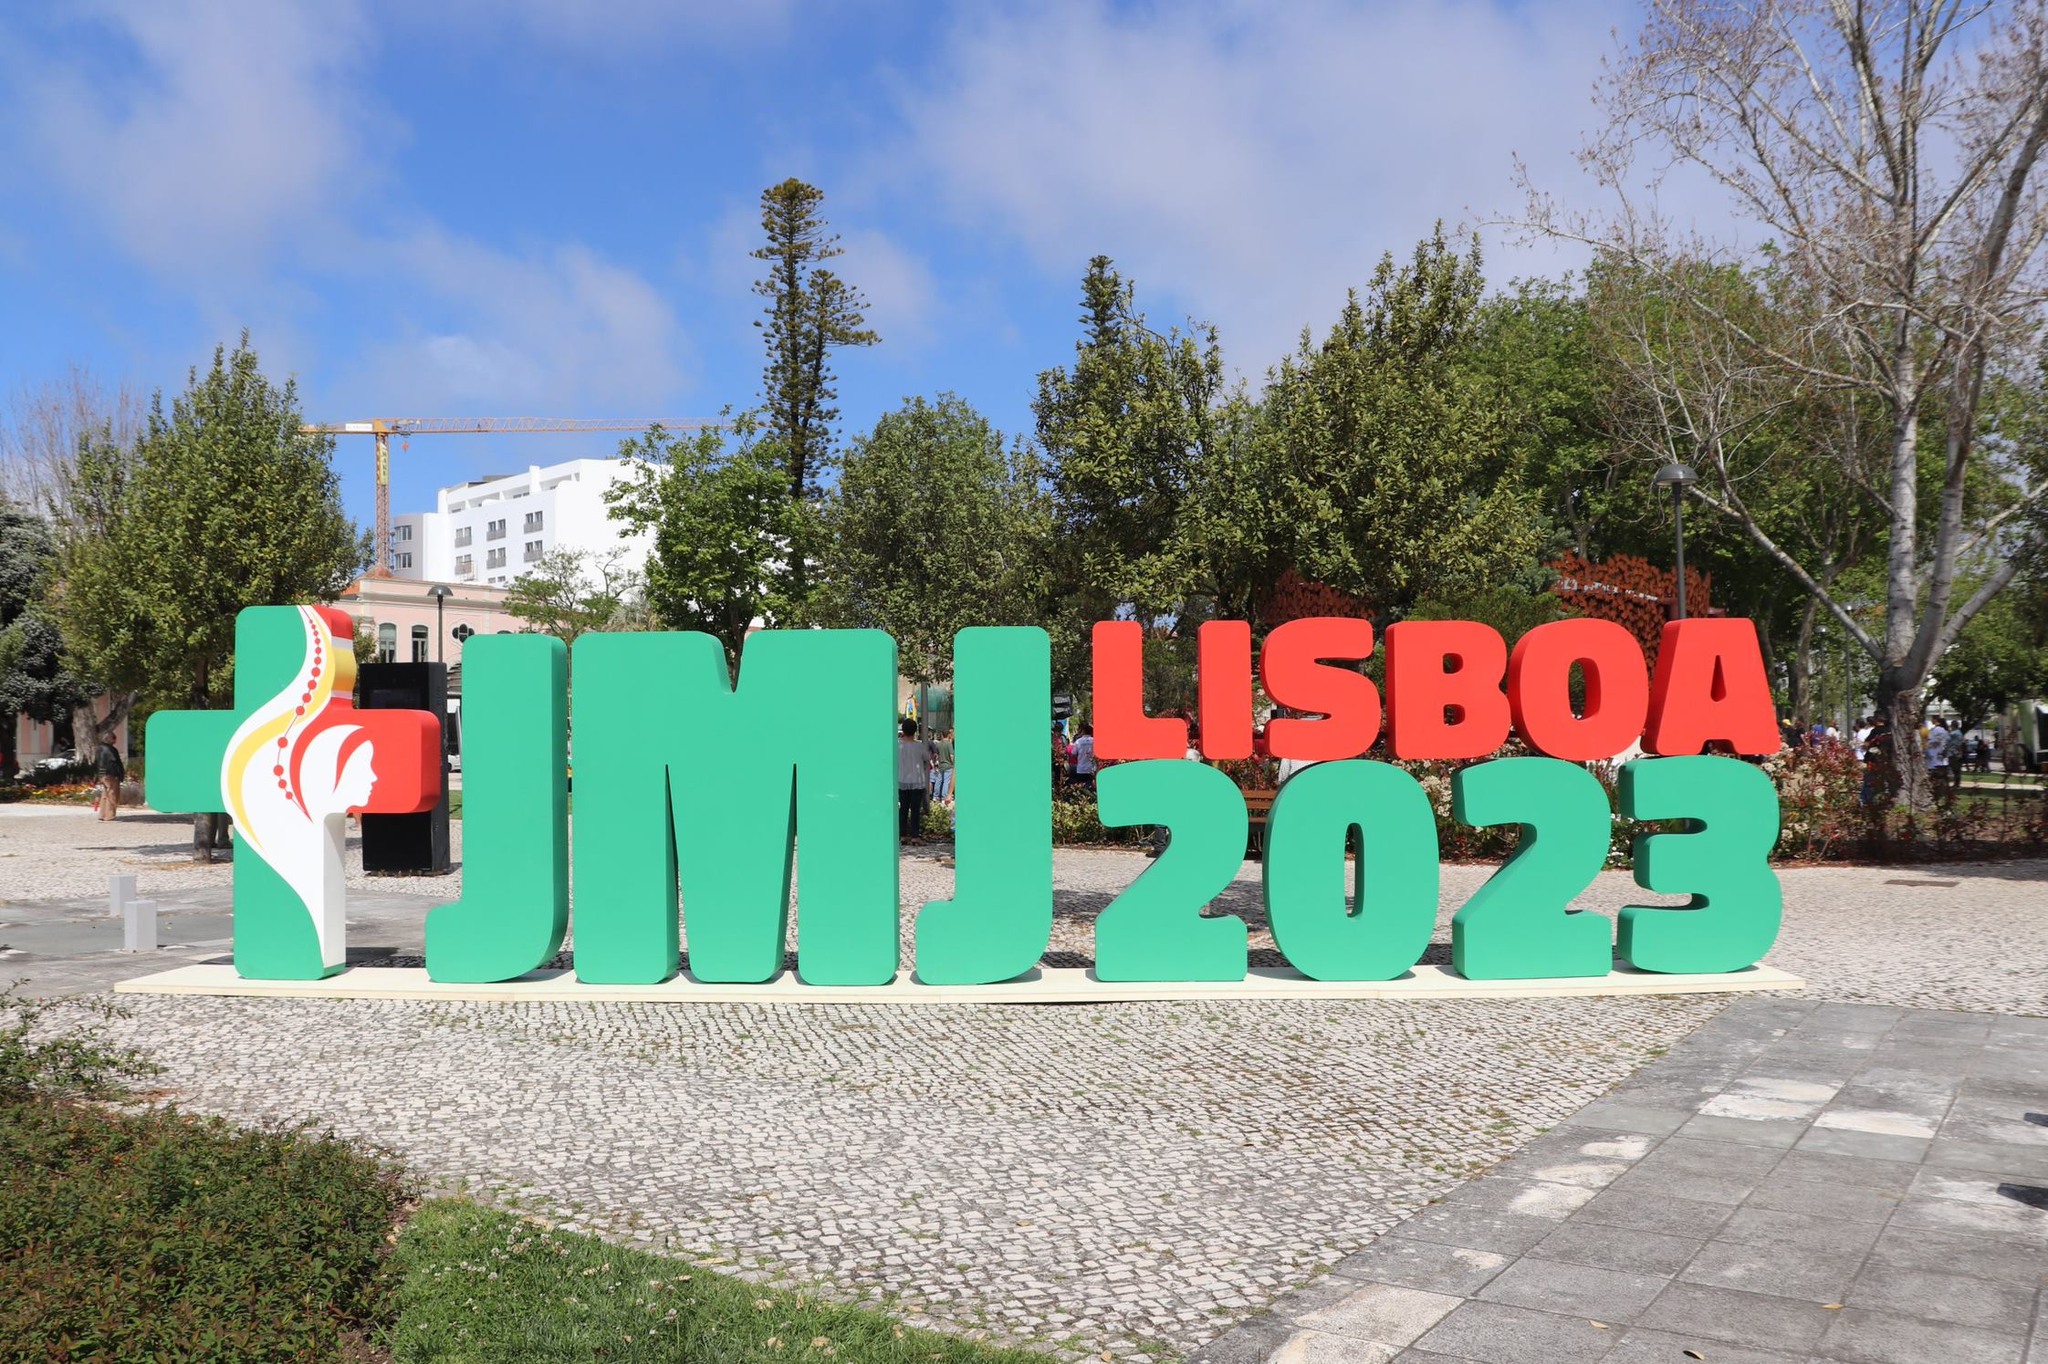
[411,625,429,663]
[524,510,544,532]
[487,519,506,540]
[396,551,414,570]
[454,527,472,547]
[376,623,397,664]
[398,524,414,542]
[524,539,544,563]
[486,547,506,569]
[454,554,473,577]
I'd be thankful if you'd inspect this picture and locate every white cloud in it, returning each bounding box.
[834,228,938,349]
[900,0,1638,368]
[4,1,694,417]
[345,228,691,412]
[14,0,379,280]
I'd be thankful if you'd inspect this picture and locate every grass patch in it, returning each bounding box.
[389,1199,1044,1364]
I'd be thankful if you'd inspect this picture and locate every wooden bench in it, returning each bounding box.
[1244,788,1278,857]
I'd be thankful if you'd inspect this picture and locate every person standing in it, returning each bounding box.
[1051,723,1071,794]
[1860,715,1894,806]
[929,728,956,805]
[1923,716,1951,801]
[94,731,125,821]
[1070,723,1098,792]
[897,719,931,843]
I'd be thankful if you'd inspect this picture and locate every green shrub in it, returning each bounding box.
[0,987,406,1361]
[0,985,159,1102]
[0,1099,407,1361]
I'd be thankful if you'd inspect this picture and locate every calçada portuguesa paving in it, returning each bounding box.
[3,803,2045,1361]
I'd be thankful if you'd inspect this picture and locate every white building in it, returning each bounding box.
[390,457,655,587]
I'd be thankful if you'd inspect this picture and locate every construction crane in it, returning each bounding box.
[300,417,713,577]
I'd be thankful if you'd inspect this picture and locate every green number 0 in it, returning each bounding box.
[1618,756,1783,974]
[1263,760,1438,981]
[1450,757,1613,980]
[1094,760,1250,982]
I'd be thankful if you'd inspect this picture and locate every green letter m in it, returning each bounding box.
[569,630,900,985]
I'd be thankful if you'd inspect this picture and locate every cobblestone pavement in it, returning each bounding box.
[6,805,2046,1356]
[1202,999,2048,1364]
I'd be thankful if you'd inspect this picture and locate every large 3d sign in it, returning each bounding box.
[148,609,1785,987]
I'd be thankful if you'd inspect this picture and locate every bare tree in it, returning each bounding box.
[1533,0,2048,803]
[0,365,145,519]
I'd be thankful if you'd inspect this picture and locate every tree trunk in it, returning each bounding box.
[1880,678,1931,812]
[1788,597,1821,729]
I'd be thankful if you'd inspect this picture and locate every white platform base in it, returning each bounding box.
[114,961,1804,1005]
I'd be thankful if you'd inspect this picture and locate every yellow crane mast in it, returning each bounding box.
[300,417,712,577]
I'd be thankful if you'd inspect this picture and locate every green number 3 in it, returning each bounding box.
[1618,756,1782,974]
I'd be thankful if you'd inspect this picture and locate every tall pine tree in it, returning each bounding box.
[751,179,878,616]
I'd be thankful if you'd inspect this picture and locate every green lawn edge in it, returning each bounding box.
[387,1197,1054,1364]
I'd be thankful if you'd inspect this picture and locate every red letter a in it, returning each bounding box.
[1642,619,1779,756]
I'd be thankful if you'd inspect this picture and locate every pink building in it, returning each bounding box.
[332,576,515,690]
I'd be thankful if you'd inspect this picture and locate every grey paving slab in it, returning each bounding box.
[1603,1330,1806,1364]
[1575,1185,1741,1239]
[1328,1239,1509,1296]
[1743,1172,1903,1223]
[1815,1306,2028,1364]
[1771,1149,1922,1194]
[1528,1221,1703,1277]
[1714,1204,1888,1256]
[1473,1255,1667,1322]
[1862,1225,2048,1288]
[1634,1282,1838,1353]
[1843,1263,2037,1333]
[1205,996,2048,1364]
[1676,1236,1865,1302]
[1413,1300,1621,1364]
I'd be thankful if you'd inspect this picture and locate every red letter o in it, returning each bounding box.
[1507,619,1650,761]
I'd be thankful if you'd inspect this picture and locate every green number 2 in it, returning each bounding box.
[1618,756,1782,974]
[1093,760,1250,982]
[1450,757,1613,980]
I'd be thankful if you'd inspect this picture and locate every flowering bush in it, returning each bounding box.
[0,782,98,805]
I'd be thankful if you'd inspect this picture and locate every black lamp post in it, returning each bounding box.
[1652,462,1699,619]
[427,584,452,663]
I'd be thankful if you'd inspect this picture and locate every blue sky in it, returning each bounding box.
[0,0,1641,530]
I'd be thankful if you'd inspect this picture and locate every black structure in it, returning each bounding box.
[355,661,453,874]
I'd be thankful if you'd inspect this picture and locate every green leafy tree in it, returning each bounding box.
[503,546,643,648]
[55,335,364,856]
[1254,228,1547,624]
[609,414,789,667]
[1034,257,1225,684]
[0,506,87,776]
[752,178,879,616]
[1933,591,2048,734]
[820,395,1050,686]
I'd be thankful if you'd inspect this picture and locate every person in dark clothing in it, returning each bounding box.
[1859,717,1895,807]
[95,734,125,822]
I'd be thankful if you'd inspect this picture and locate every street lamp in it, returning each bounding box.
[1652,462,1699,619]
[427,584,452,663]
